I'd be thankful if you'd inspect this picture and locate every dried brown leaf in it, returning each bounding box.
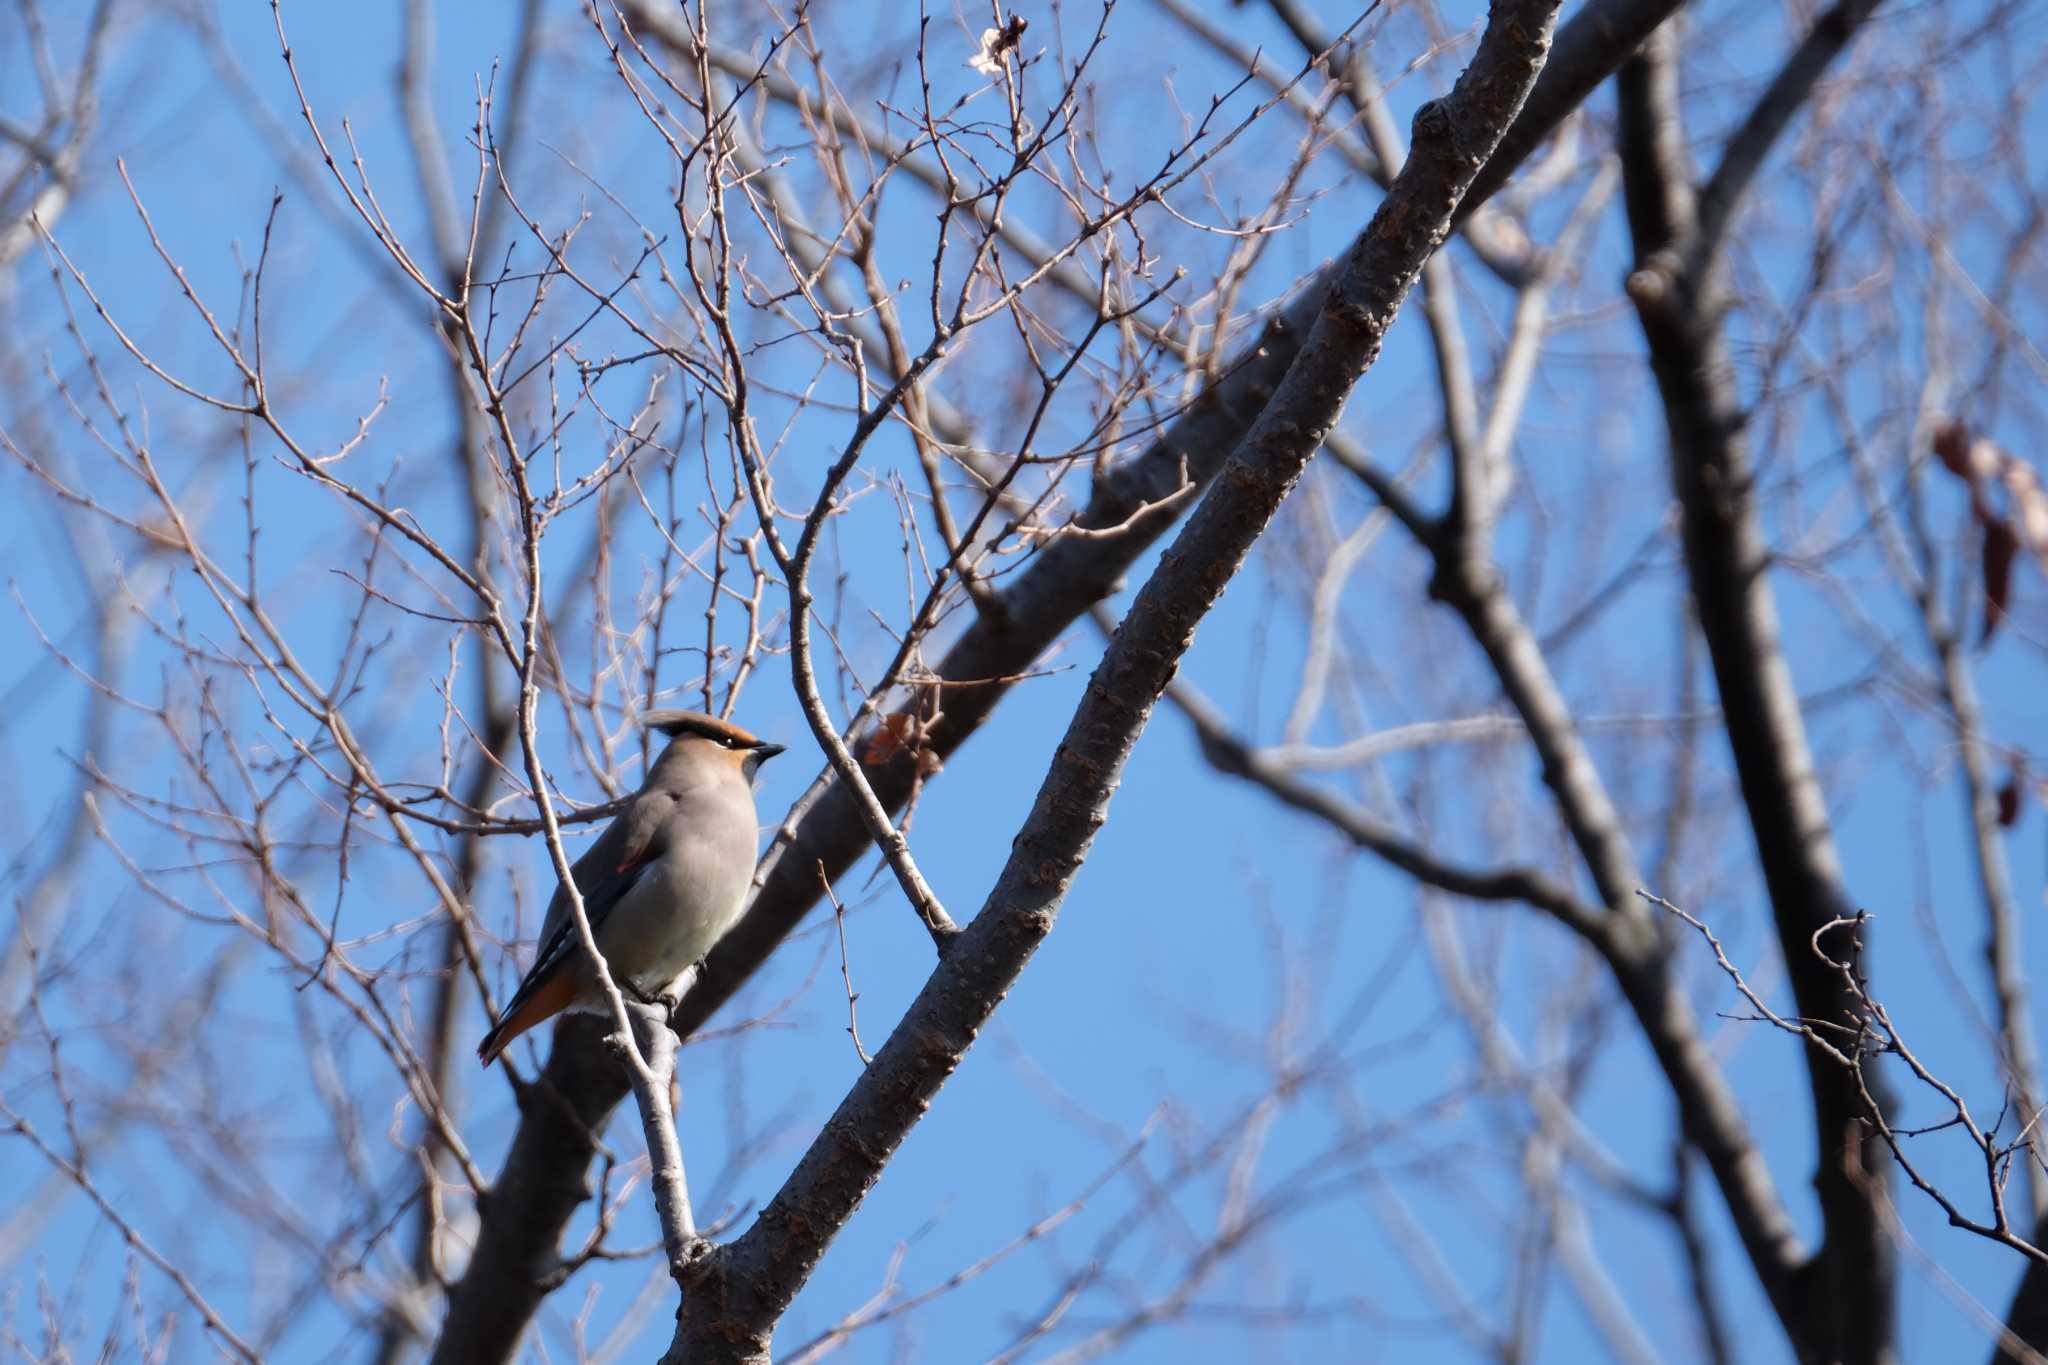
[1981,515,2019,646]
[1935,418,1973,478]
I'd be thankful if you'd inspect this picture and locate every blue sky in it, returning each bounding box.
[4,1,2048,1362]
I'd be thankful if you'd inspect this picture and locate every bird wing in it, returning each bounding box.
[497,804,666,1013]
[525,811,666,985]
[476,798,677,1066]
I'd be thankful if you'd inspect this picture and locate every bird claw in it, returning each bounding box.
[656,959,709,1014]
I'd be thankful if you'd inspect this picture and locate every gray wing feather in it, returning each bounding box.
[517,800,667,992]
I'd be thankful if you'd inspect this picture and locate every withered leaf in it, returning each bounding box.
[1934,419,1973,479]
[1981,515,2019,646]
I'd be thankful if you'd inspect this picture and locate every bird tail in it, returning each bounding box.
[476,968,579,1067]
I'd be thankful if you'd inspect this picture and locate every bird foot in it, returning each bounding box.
[655,959,709,1014]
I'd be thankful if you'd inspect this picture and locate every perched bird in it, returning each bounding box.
[477,710,784,1067]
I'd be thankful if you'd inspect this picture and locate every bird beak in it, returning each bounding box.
[754,742,786,761]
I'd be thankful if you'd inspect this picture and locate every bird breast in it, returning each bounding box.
[598,794,758,995]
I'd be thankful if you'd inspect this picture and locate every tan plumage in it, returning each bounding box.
[477,711,785,1067]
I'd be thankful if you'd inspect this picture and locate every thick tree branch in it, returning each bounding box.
[1319,153,1809,1320]
[429,5,1692,1355]
[1836,397,2048,1365]
[430,1015,621,1363]
[1617,11,1895,1362]
[662,6,1563,1356]
[675,0,1694,1103]
[1457,0,1687,227]
[2002,1260,2048,1365]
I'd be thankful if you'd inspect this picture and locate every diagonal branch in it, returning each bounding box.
[429,5,1692,1357]
[1155,668,1606,940]
[1616,9,1895,1361]
[662,6,1564,1357]
[1311,130,1811,1319]
[670,0,1693,1122]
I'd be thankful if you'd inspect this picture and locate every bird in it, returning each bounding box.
[477,710,785,1067]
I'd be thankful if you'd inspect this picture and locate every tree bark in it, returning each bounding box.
[427,4,1691,1357]
[1617,12,1896,1362]
[664,3,1564,1355]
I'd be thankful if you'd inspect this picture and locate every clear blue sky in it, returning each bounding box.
[4,2,2046,1362]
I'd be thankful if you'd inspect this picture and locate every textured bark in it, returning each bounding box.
[427,4,1688,1357]
[1617,12,1896,1362]
[1458,0,1688,225]
[663,6,1563,1357]
[427,1014,620,1365]
[1999,1253,2048,1365]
